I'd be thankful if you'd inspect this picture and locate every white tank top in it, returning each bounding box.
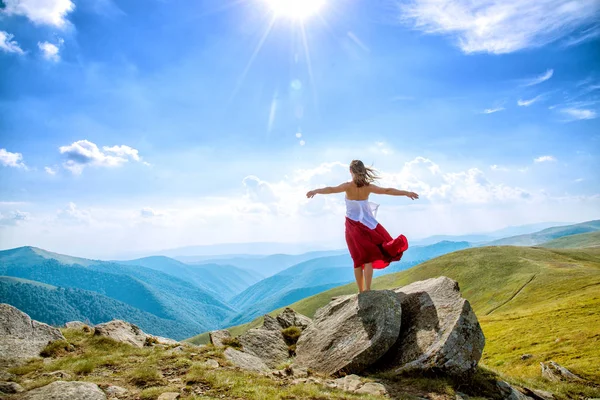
[345,197,379,229]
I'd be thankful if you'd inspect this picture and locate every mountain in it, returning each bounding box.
[117,256,261,301]
[539,231,600,249]
[0,247,237,339]
[485,220,600,247]
[0,277,194,339]
[201,245,600,385]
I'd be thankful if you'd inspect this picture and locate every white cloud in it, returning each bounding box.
[0,31,24,54]
[490,164,509,171]
[534,155,556,163]
[483,107,504,114]
[59,140,145,174]
[2,0,75,28]
[371,141,393,155]
[0,210,30,226]
[299,140,306,146]
[517,95,543,106]
[398,0,600,54]
[56,202,92,224]
[295,132,302,138]
[140,207,164,218]
[45,166,57,175]
[38,40,62,62]
[523,69,554,87]
[560,108,597,120]
[0,149,27,168]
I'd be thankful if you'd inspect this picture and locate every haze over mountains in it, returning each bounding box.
[1,219,598,341]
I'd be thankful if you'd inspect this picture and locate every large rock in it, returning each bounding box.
[540,361,586,383]
[276,308,312,330]
[0,303,65,367]
[0,381,25,394]
[496,381,533,400]
[94,320,148,347]
[65,321,90,330]
[262,315,282,331]
[21,381,106,400]
[209,329,232,347]
[295,290,402,375]
[378,277,485,376]
[223,347,269,372]
[238,328,289,368]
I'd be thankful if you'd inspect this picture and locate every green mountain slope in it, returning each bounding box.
[0,277,196,339]
[539,231,600,249]
[484,219,600,247]
[195,246,600,384]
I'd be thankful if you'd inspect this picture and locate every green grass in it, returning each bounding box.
[191,246,600,398]
[539,231,600,249]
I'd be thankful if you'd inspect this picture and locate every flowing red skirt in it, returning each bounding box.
[345,217,408,270]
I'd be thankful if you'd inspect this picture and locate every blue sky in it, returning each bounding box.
[1,0,599,258]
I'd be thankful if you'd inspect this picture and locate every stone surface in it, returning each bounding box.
[157,393,180,400]
[223,347,270,372]
[21,381,107,400]
[0,303,66,367]
[154,336,180,346]
[496,381,533,400]
[65,321,90,330]
[295,290,402,375]
[262,315,282,331]
[0,381,25,394]
[355,382,387,396]
[41,370,72,379]
[522,388,554,400]
[94,320,148,348]
[540,361,586,383]
[105,385,128,397]
[204,359,219,369]
[380,277,485,376]
[276,308,312,330]
[334,374,363,392]
[238,328,289,368]
[209,329,232,347]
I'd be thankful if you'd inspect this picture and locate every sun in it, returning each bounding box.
[263,0,325,21]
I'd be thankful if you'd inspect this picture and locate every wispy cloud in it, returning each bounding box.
[0,31,24,54]
[59,140,146,174]
[482,107,505,114]
[45,166,57,175]
[397,0,600,54]
[490,165,509,171]
[0,149,27,168]
[560,107,597,121]
[534,155,556,163]
[517,94,543,106]
[38,39,63,62]
[2,0,75,28]
[523,69,554,87]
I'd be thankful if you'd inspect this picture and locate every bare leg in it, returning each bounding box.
[364,263,373,292]
[354,267,365,293]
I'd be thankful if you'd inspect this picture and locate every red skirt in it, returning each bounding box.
[345,217,408,269]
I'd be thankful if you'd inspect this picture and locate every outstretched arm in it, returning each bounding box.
[306,182,349,198]
[369,184,419,200]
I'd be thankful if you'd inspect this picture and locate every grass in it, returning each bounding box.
[540,231,600,249]
[187,245,600,399]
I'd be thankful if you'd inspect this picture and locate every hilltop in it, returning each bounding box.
[484,220,600,247]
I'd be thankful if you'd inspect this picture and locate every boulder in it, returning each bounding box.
[379,277,485,376]
[157,393,180,400]
[0,381,25,394]
[262,315,282,331]
[496,381,533,400]
[154,336,180,346]
[65,321,90,330]
[356,382,388,396]
[94,320,147,348]
[276,308,312,330]
[540,361,586,383]
[105,385,128,397]
[0,303,65,367]
[334,374,363,392]
[203,359,220,369]
[209,329,232,347]
[238,328,289,368]
[295,290,402,375]
[21,381,106,400]
[223,347,269,372]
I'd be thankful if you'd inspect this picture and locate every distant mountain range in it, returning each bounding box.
[484,220,600,247]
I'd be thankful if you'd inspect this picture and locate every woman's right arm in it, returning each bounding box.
[369,185,419,200]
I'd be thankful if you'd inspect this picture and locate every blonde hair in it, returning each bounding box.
[349,160,379,188]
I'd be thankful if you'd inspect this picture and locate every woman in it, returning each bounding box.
[306,160,419,292]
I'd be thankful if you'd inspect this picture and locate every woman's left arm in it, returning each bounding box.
[306,182,349,198]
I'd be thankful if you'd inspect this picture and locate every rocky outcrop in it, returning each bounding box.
[21,381,107,400]
[0,381,25,394]
[209,329,232,347]
[378,277,485,376]
[295,290,402,375]
[0,303,65,367]
[94,320,179,348]
[65,321,90,330]
[496,381,533,400]
[238,328,289,368]
[540,361,586,383]
[276,308,312,330]
[262,315,282,331]
[224,347,270,372]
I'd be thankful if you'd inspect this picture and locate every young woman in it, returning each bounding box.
[306,160,419,292]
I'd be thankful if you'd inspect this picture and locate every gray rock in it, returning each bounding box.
[21,381,106,400]
[203,359,219,369]
[105,385,128,397]
[540,361,586,383]
[356,382,387,396]
[276,308,312,330]
[295,290,402,375]
[262,315,282,331]
[0,371,16,381]
[64,321,90,330]
[157,393,180,400]
[209,329,232,347]
[41,370,72,379]
[334,374,363,392]
[223,347,269,372]
[94,320,148,347]
[522,388,554,400]
[380,277,485,376]
[521,354,533,360]
[154,336,180,346]
[0,303,65,367]
[0,381,25,394]
[496,381,533,400]
[238,328,289,368]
